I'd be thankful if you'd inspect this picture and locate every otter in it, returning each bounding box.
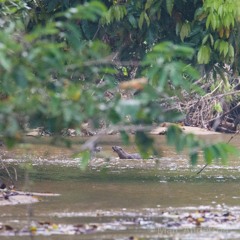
[112,146,141,159]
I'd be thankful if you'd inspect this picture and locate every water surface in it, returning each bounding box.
[1,134,240,239]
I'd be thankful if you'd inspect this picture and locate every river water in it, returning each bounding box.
[1,134,240,239]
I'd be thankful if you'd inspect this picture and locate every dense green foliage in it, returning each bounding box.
[0,0,239,163]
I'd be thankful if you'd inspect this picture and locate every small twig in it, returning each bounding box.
[208,102,240,124]
[196,163,208,175]
[204,89,240,101]
[92,23,100,40]
[227,129,240,144]
[203,80,223,98]
[197,129,240,174]
[12,166,18,182]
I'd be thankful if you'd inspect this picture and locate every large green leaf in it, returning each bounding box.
[197,45,211,64]
[166,0,174,16]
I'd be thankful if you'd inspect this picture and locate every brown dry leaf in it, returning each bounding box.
[119,77,147,90]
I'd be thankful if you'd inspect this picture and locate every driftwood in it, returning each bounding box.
[172,75,240,133]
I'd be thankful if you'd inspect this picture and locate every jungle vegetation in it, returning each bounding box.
[0,0,240,164]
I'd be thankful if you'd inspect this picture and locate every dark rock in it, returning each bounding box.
[0,179,6,189]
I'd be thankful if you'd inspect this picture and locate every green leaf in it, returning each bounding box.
[214,39,220,50]
[4,137,18,149]
[211,13,218,30]
[206,13,212,29]
[223,14,234,28]
[144,12,150,26]
[108,109,121,124]
[183,64,200,80]
[158,68,168,90]
[219,40,228,57]
[212,0,221,11]
[77,150,91,170]
[197,45,211,64]
[175,46,195,59]
[203,146,215,164]
[218,4,223,16]
[190,152,198,165]
[128,14,137,28]
[46,0,60,12]
[25,22,59,42]
[214,102,223,113]
[180,22,191,41]
[209,34,214,46]
[166,125,182,146]
[208,143,238,165]
[202,34,209,45]
[228,44,234,58]
[138,11,145,29]
[64,23,82,49]
[166,0,174,16]
[145,0,153,10]
[175,22,182,35]
[87,1,107,15]
[175,134,186,152]
[0,53,11,71]
[135,131,154,158]
[120,131,130,144]
[64,1,106,21]
[223,43,229,57]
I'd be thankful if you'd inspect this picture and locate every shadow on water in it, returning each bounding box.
[1,134,240,239]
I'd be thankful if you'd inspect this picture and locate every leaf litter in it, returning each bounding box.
[1,207,240,236]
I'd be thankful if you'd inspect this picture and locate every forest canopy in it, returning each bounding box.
[0,0,240,163]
